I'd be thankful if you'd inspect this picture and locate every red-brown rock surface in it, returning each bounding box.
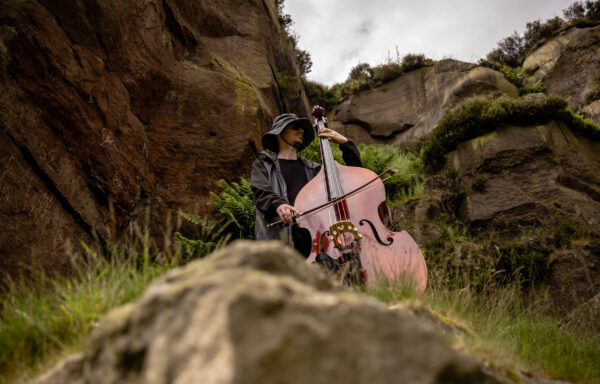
[0,0,308,283]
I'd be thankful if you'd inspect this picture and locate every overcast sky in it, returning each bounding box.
[283,0,576,85]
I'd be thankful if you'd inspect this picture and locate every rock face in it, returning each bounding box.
[523,26,600,123]
[330,59,518,145]
[33,241,508,384]
[446,121,600,309]
[446,120,600,233]
[0,0,308,284]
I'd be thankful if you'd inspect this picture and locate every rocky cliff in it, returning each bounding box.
[523,25,600,122]
[330,59,518,145]
[330,25,600,145]
[0,0,308,283]
[327,25,600,316]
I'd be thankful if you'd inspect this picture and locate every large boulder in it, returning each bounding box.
[330,59,518,145]
[0,0,308,284]
[32,241,509,384]
[522,26,600,123]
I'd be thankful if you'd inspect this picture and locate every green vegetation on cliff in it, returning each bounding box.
[483,0,600,68]
[499,66,547,95]
[302,52,433,111]
[422,95,600,172]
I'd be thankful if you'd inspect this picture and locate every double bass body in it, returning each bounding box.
[294,162,428,291]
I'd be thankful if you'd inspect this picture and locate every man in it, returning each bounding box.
[250,112,362,256]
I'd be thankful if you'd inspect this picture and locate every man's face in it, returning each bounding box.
[281,124,304,147]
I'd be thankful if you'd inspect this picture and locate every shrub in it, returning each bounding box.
[371,62,404,83]
[519,80,546,95]
[421,95,600,173]
[348,62,373,81]
[523,17,564,50]
[563,0,600,21]
[400,53,431,72]
[302,78,337,111]
[295,48,312,76]
[275,0,313,78]
[357,143,424,202]
[487,31,525,67]
[499,65,524,87]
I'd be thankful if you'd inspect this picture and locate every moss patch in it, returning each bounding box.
[422,95,600,173]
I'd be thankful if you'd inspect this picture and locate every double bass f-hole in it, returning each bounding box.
[359,219,393,246]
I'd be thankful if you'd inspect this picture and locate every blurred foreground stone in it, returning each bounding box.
[33,240,515,384]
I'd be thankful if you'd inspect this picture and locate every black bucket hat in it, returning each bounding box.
[262,113,315,152]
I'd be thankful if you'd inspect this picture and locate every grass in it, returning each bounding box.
[2,213,598,383]
[0,223,186,384]
[421,95,600,172]
[364,280,600,383]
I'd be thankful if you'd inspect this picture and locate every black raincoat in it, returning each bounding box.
[250,141,362,242]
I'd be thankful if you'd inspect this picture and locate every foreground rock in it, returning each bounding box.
[330,59,518,145]
[33,241,509,384]
[0,0,307,284]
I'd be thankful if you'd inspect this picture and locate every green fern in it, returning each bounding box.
[209,178,256,239]
[357,143,424,202]
[175,213,232,259]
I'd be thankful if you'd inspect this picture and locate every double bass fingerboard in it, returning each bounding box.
[315,119,345,201]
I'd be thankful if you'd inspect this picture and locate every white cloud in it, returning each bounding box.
[283,0,575,85]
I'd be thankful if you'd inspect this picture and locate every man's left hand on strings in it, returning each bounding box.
[318,128,348,144]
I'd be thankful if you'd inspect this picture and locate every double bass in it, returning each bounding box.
[281,106,428,290]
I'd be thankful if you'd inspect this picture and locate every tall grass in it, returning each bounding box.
[0,223,183,383]
[364,280,600,383]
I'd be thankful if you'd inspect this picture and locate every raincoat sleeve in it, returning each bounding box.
[339,140,362,167]
[250,158,287,216]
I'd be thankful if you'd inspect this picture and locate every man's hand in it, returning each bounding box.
[276,203,300,225]
[318,127,348,144]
